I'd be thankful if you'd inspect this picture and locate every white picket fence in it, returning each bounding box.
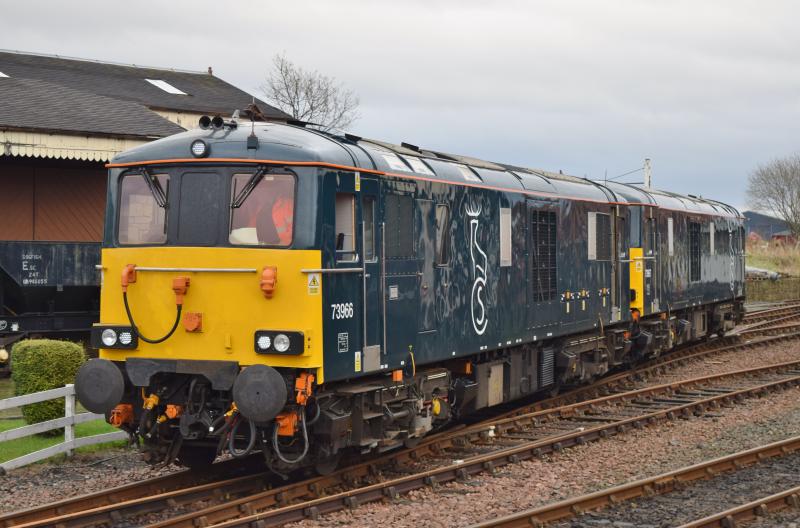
[0,384,127,473]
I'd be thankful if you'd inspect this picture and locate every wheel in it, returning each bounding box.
[176,445,217,470]
[314,452,341,475]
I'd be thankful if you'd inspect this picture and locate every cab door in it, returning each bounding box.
[360,177,383,372]
[643,214,658,313]
[326,175,363,379]
[415,198,436,332]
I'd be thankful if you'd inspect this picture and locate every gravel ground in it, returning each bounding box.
[553,452,800,527]
[747,509,800,526]
[0,448,179,514]
[289,343,800,528]
[645,340,800,385]
[2,339,799,521]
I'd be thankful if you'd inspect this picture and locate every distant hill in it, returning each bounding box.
[744,211,789,239]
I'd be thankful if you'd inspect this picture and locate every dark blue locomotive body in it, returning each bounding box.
[80,120,745,469]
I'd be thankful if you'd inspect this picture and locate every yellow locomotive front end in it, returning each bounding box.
[75,123,337,469]
[98,245,323,376]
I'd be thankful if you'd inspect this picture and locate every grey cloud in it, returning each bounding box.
[3,0,800,209]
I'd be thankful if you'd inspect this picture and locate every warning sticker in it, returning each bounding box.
[338,332,349,353]
[307,273,321,295]
[355,172,361,192]
[354,350,362,372]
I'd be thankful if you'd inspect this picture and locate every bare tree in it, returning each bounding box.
[747,154,800,237]
[261,54,359,131]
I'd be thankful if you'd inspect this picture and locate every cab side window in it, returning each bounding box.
[335,193,357,262]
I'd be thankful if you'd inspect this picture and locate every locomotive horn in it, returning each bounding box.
[198,115,211,129]
[75,358,125,414]
[232,364,288,423]
[211,115,224,129]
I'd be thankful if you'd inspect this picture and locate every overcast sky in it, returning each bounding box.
[3,0,799,210]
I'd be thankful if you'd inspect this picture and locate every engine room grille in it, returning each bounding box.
[385,194,414,258]
[530,209,557,302]
[689,221,701,282]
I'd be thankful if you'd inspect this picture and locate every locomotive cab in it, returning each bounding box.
[76,125,333,468]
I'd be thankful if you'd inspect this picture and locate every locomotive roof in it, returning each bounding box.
[109,121,741,218]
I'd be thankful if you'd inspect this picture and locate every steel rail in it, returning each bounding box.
[734,311,800,333]
[470,435,800,528]
[738,321,800,338]
[146,366,800,527]
[677,485,800,528]
[742,304,800,323]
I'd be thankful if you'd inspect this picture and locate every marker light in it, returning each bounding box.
[101,329,118,347]
[257,335,272,351]
[118,331,133,346]
[273,334,291,353]
[190,139,208,158]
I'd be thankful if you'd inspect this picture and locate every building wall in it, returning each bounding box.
[0,157,106,242]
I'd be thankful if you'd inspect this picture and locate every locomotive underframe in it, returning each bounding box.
[112,298,743,471]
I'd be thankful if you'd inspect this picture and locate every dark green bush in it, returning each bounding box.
[11,339,86,434]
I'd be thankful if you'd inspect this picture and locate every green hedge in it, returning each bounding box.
[11,339,86,434]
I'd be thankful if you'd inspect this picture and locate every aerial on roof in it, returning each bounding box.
[0,49,289,139]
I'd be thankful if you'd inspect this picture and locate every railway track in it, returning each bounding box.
[0,456,272,528]
[147,358,800,528]
[3,324,799,528]
[741,303,800,324]
[470,435,800,528]
[678,485,800,527]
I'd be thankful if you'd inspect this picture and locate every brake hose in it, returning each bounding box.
[123,291,182,344]
[229,416,257,458]
[272,411,309,464]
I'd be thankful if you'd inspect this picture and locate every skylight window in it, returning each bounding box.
[145,78,187,95]
[0,71,8,78]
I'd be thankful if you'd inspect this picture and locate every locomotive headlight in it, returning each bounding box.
[190,139,208,158]
[256,335,271,351]
[118,331,133,346]
[101,329,118,347]
[254,331,303,355]
[273,334,291,353]
[91,326,137,349]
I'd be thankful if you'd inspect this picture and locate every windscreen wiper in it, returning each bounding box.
[138,167,168,208]
[231,166,268,209]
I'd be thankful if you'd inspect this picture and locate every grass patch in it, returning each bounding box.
[0,418,123,464]
[747,242,800,277]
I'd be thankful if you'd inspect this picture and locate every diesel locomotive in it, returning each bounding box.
[75,115,746,472]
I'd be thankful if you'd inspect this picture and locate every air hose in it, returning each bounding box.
[228,416,257,458]
[272,411,309,464]
[123,291,182,344]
